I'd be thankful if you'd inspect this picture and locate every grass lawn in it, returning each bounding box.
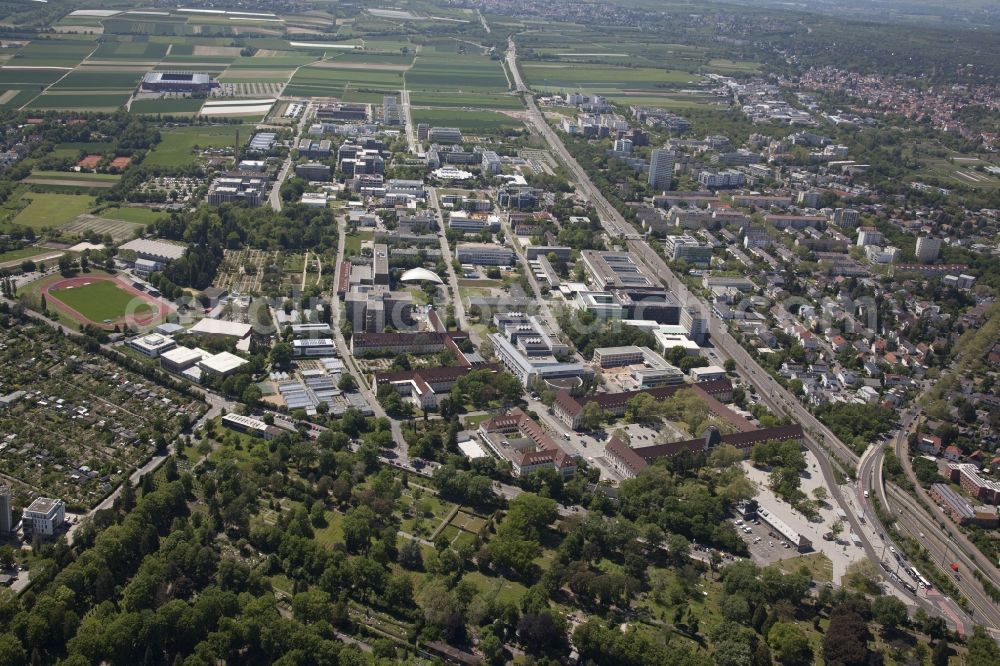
[313,510,345,548]
[49,280,152,322]
[774,552,834,583]
[461,571,528,606]
[0,246,52,264]
[343,231,372,256]
[30,171,120,183]
[146,124,252,167]
[11,193,95,229]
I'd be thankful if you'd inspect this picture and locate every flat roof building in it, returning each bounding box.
[160,346,210,373]
[198,351,248,377]
[126,333,176,358]
[189,319,253,339]
[23,497,65,537]
[456,243,514,266]
[580,250,659,291]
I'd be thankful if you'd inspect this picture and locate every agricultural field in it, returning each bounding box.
[8,193,96,230]
[0,245,57,266]
[145,124,250,167]
[407,91,523,109]
[604,92,729,109]
[412,108,523,132]
[58,214,145,243]
[522,62,701,93]
[90,41,170,61]
[0,322,200,510]
[284,64,405,98]
[26,92,131,112]
[128,97,205,115]
[6,39,96,68]
[96,206,170,225]
[406,52,509,92]
[48,70,144,91]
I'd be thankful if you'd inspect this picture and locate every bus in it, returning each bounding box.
[916,573,932,590]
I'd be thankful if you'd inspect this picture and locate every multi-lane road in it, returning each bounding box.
[505,37,999,633]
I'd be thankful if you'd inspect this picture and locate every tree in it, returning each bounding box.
[724,358,737,373]
[579,401,606,430]
[871,596,907,633]
[397,539,423,570]
[843,560,881,595]
[338,374,357,392]
[967,626,1000,666]
[931,639,949,666]
[709,443,743,468]
[823,605,870,666]
[0,634,26,666]
[271,342,293,369]
[768,622,812,665]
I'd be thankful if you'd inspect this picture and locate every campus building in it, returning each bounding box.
[373,365,500,410]
[553,379,737,430]
[479,408,576,477]
[126,333,177,358]
[456,243,514,266]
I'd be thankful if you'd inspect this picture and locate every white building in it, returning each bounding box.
[126,333,176,358]
[689,365,727,382]
[856,228,884,247]
[648,148,675,191]
[23,497,65,537]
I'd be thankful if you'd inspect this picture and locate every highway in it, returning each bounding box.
[505,37,999,632]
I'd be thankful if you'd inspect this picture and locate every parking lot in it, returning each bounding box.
[743,449,869,582]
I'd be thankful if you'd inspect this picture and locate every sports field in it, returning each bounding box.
[45,276,165,327]
[10,194,95,230]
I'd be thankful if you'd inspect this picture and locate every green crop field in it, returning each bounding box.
[406,54,509,92]
[10,193,95,230]
[49,280,152,322]
[145,125,251,167]
[284,65,405,97]
[407,91,523,109]
[129,98,205,115]
[26,93,130,111]
[522,62,701,92]
[9,40,95,68]
[412,109,523,131]
[49,70,144,91]
[91,42,170,60]
[0,70,65,86]
[0,89,41,109]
